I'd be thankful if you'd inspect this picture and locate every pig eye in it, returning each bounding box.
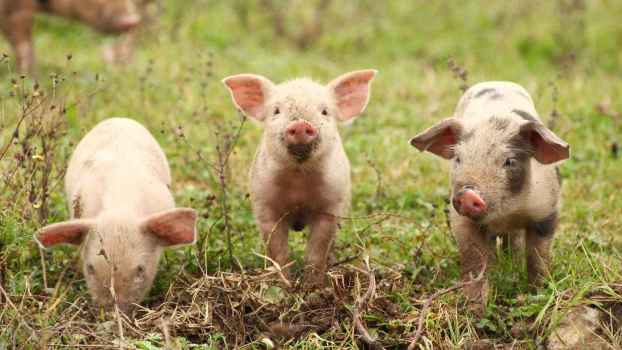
[274,107,280,115]
[87,264,95,274]
[504,157,518,168]
[321,108,328,116]
[454,156,461,164]
[136,265,145,275]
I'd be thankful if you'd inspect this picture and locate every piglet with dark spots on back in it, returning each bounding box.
[410,81,570,312]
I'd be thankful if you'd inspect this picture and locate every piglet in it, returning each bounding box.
[410,81,570,309]
[223,70,377,288]
[0,0,141,73]
[36,118,197,313]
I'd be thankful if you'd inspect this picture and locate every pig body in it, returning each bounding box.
[0,0,140,73]
[411,82,569,309]
[223,71,377,287]
[36,118,197,312]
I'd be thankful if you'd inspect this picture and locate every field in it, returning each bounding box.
[1,0,622,348]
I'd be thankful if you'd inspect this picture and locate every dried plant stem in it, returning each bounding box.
[366,155,384,202]
[0,112,29,162]
[38,246,48,290]
[253,252,293,288]
[213,114,246,266]
[351,256,383,349]
[0,282,37,339]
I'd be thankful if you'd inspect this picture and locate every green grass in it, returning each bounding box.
[1,0,622,348]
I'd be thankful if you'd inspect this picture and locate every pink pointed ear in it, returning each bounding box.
[141,208,197,247]
[409,118,463,159]
[222,74,274,121]
[328,69,377,121]
[520,122,570,164]
[35,220,92,248]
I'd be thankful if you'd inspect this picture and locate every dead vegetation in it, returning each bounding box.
[0,258,408,348]
[2,254,621,348]
[0,56,103,226]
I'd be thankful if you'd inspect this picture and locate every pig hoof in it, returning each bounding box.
[468,300,487,317]
[463,279,488,314]
[302,276,325,290]
[267,265,291,286]
[302,268,326,290]
[527,278,545,292]
[327,252,337,267]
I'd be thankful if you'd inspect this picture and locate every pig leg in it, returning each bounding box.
[258,215,290,277]
[303,212,338,288]
[525,233,552,286]
[525,214,557,286]
[451,211,492,311]
[3,8,35,74]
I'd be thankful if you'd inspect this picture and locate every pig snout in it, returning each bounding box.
[113,14,141,31]
[453,187,487,220]
[285,120,319,162]
[285,120,317,145]
[101,13,141,33]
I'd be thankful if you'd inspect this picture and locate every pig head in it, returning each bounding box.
[36,208,196,312]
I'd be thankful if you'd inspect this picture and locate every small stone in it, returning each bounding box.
[547,305,609,350]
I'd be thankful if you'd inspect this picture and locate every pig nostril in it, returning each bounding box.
[305,128,315,136]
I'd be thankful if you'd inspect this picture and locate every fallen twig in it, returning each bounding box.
[0,281,38,340]
[351,255,383,349]
[253,252,293,288]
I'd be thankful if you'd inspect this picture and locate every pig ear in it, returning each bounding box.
[328,69,377,121]
[520,122,570,164]
[141,208,197,247]
[35,220,93,248]
[409,118,463,159]
[222,74,274,121]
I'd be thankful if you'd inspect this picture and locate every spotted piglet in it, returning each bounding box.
[223,70,377,288]
[410,81,570,309]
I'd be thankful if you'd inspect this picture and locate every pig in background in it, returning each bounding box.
[0,0,141,73]
[35,118,197,313]
[223,69,377,288]
[410,81,570,311]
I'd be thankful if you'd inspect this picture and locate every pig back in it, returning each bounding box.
[455,82,540,124]
[65,118,171,200]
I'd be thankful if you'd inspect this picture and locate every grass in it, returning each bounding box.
[1,0,622,348]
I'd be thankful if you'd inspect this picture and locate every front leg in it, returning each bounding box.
[525,212,557,286]
[303,212,338,288]
[257,213,291,278]
[451,210,494,311]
